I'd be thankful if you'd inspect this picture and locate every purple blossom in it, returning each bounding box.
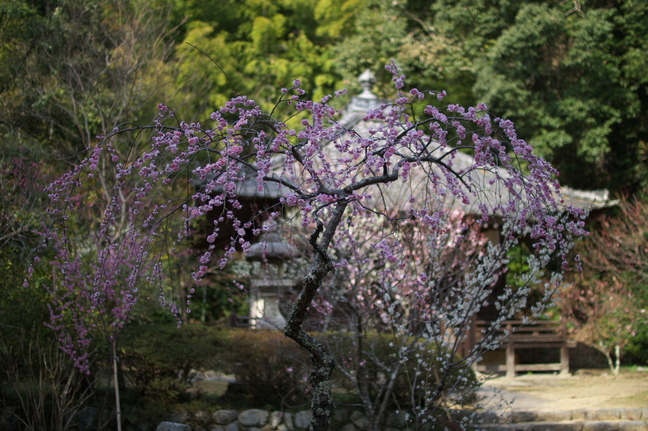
[36,61,586,421]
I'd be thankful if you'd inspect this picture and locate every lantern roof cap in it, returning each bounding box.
[246,223,297,262]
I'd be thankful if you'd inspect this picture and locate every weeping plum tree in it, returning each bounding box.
[33,62,586,431]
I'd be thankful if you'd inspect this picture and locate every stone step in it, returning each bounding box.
[486,420,647,430]
[478,408,648,430]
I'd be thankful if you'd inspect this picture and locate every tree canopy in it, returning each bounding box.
[2,0,646,193]
[330,0,648,193]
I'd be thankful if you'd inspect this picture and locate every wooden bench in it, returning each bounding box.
[472,320,576,378]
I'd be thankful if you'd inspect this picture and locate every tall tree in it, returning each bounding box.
[332,0,648,193]
[331,0,480,107]
[169,0,344,119]
[0,0,176,160]
[440,0,647,193]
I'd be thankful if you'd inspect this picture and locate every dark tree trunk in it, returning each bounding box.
[283,203,348,430]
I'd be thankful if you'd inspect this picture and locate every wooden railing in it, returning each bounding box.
[232,315,576,377]
[472,320,576,377]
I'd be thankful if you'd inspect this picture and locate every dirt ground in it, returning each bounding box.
[196,369,648,412]
[479,369,648,411]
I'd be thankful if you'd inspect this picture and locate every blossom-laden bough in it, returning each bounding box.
[31,62,586,431]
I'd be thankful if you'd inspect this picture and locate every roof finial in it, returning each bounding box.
[342,68,385,119]
[358,69,377,100]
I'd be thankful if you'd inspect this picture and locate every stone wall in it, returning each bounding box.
[155,407,648,431]
[156,408,422,431]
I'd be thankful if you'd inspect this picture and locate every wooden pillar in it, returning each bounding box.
[560,343,569,375]
[506,342,516,378]
[560,318,569,375]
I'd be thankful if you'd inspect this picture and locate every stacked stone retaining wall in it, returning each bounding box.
[155,407,648,431]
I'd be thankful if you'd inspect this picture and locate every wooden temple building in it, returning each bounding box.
[225,70,615,377]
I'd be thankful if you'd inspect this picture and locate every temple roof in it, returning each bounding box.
[336,70,616,213]
[207,70,615,216]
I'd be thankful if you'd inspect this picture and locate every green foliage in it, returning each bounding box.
[315,0,363,39]
[169,0,343,119]
[119,323,227,391]
[331,0,407,93]
[332,0,648,193]
[0,0,176,161]
[468,1,648,192]
[3,0,646,194]
[223,329,311,409]
[102,323,228,426]
[626,324,648,365]
[506,243,532,288]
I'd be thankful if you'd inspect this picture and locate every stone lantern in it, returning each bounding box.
[246,224,296,330]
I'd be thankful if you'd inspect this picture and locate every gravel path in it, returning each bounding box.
[477,370,648,411]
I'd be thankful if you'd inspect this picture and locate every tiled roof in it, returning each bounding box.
[335,85,615,214]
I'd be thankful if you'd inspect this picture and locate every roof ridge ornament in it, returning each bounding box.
[358,69,377,100]
[343,69,388,123]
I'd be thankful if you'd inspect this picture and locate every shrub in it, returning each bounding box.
[0,328,95,431]
[119,323,227,394]
[626,324,648,365]
[327,331,479,410]
[223,329,310,409]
